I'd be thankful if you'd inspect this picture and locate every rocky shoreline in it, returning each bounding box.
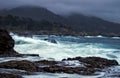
[12,30,120,37]
[0,29,119,78]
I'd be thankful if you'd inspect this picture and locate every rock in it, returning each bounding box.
[62,57,118,68]
[38,66,95,75]
[0,57,118,75]
[35,60,95,75]
[0,73,22,78]
[20,54,39,57]
[0,60,38,72]
[0,29,39,57]
[44,38,57,44]
[35,60,57,66]
[0,29,19,56]
[0,68,32,75]
[35,57,118,75]
[0,30,14,51]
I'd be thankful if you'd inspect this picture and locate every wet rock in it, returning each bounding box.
[99,66,120,78]
[38,66,95,75]
[35,60,57,66]
[62,57,118,69]
[0,29,39,57]
[20,54,39,57]
[34,57,118,75]
[44,38,57,44]
[0,68,33,75]
[0,57,118,76]
[0,73,22,78]
[0,60,38,72]
[35,60,95,75]
[0,29,19,56]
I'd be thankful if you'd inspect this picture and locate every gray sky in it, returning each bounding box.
[0,0,120,23]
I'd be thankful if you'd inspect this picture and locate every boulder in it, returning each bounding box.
[0,29,19,56]
[44,38,57,44]
[0,29,39,57]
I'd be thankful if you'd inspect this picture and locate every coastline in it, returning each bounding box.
[0,29,120,78]
[10,30,120,37]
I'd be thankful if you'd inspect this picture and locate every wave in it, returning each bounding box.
[24,72,106,78]
[112,37,120,39]
[6,34,120,78]
[84,35,106,38]
[11,34,120,63]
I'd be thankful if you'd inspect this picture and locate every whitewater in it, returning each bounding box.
[7,33,120,78]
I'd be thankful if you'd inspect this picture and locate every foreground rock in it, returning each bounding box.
[0,68,31,75]
[0,29,19,57]
[62,57,118,68]
[0,57,118,76]
[0,73,22,78]
[0,57,118,75]
[36,57,118,75]
[0,68,30,78]
[0,60,38,72]
[0,29,39,57]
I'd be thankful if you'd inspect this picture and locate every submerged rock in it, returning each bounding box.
[44,38,57,44]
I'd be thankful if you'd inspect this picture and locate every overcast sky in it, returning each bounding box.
[0,0,120,23]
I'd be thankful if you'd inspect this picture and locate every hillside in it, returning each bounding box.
[0,6,65,22]
[65,14,120,33]
[0,6,120,36]
[0,15,75,35]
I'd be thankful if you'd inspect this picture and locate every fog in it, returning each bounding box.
[0,0,120,23]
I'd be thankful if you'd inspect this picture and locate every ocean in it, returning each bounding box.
[8,34,120,78]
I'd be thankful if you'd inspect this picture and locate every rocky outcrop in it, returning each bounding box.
[0,57,118,75]
[0,57,118,76]
[0,29,19,57]
[36,57,118,75]
[0,29,39,57]
[62,57,118,68]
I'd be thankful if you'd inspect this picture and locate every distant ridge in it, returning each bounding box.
[0,6,64,22]
[0,5,120,36]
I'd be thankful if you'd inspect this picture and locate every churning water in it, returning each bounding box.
[10,34,120,78]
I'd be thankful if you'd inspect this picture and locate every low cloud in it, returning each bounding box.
[0,0,120,23]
